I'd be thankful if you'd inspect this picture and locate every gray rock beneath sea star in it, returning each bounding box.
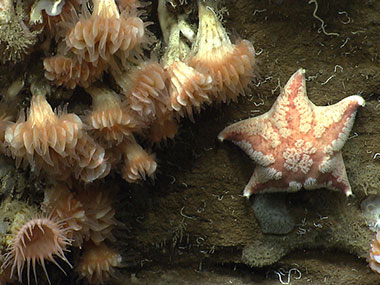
[253,193,295,235]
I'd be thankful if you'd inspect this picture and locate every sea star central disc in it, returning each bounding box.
[218,68,364,197]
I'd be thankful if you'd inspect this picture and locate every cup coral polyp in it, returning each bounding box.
[85,86,145,146]
[72,133,111,182]
[44,56,107,89]
[77,241,122,284]
[147,111,178,143]
[189,1,256,103]
[65,0,145,64]
[76,187,119,245]
[120,61,170,121]
[117,0,143,13]
[159,10,212,123]
[116,61,179,143]
[43,184,88,247]
[41,0,80,36]
[121,138,157,182]
[4,91,110,182]
[167,60,213,122]
[2,214,72,284]
[5,93,82,169]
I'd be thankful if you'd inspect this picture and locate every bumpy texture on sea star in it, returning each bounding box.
[218,68,364,197]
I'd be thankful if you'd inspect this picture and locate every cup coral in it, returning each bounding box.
[2,212,72,284]
[76,241,123,284]
[4,92,83,174]
[65,0,146,64]
[117,0,143,13]
[4,90,110,182]
[0,114,13,154]
[167,60,213,122]
[30,0,67,25]
[189,0,256,103]
[44,56,107,89]
[85,86,145,146]
[72,132,111,182]
[43,184,88,247]
[119,61,170,122]
[76,187,119,245]
[147,111,178,144]
[120,138,157,183]
[116,60,178,143]
[158,6,212,122]
[38,0,80,35]
[361,195,380,232]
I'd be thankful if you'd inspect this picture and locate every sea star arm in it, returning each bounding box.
[313,95,365,154]
[218,115,278,167]
[322,152,352,196]
[243,165,284,197]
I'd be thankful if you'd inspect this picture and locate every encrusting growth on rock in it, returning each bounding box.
[0,0,40,63]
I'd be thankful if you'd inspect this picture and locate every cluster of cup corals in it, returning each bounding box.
[0,0,257,283]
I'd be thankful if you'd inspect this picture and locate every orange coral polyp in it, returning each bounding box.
[167,61,212,121]
[123,61,169,121]
[66,0,145,63]
[86,86,144,145]
[190,40,256,102]
[189,1,256,103]
[121,139,157,182]
[3,216,72,284]
[4,93,110,182]
[77,241,122,284]
[5,94,82,166]
[117,0,142,13]
[147,110,178,143]
[43,0,80,36]
[72,133,111,183]
[76,187,118,245]
[44,56,107,89]
[43,185,88,247]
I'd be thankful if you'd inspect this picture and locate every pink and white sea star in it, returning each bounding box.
[218,68,365,197]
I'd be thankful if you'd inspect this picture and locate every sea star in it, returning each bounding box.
[218,68,364,198]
